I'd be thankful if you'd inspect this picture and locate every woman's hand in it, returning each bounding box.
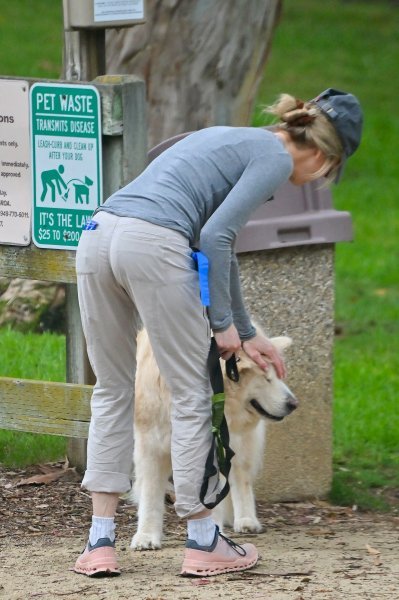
[242,334,286,379]
[214,324,241,360]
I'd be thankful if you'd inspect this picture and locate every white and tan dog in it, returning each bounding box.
[130,328,298,550]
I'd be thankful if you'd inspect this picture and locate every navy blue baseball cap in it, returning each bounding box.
[311,88,363,180]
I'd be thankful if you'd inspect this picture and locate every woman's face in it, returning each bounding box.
[289,147,328,186]
[274,131,330,186]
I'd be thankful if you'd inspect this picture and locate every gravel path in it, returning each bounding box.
[1,463,398,599]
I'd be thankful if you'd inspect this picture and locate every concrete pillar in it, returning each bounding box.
[238,244,335,501]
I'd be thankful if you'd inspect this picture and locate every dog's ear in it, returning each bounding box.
[270,336,292,352]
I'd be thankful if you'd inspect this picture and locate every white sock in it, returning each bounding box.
[187,516,216,547]
[89,516,116,546]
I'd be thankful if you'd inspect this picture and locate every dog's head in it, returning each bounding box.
[224,336,298,424]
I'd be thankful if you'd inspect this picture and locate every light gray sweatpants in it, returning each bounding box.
[76,211,218,518]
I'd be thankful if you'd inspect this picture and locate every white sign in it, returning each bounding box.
[0,79,31,246]
[30,82,102,250]
[94,0,144,22]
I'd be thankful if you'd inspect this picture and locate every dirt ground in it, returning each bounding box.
[1,463,398,600]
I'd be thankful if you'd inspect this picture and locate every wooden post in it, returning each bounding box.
[95,75,147,195]
[65,281,95,471]
[62,12,147,471]
[62,18,106,471]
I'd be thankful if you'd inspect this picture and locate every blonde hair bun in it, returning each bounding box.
[281,106,318,126]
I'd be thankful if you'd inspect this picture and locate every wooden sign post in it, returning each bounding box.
[62,0,147,470]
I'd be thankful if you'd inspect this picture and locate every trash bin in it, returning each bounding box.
[236,180,351,501]
[148,133,352,502]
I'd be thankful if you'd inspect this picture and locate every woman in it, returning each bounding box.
[73,88,362,577]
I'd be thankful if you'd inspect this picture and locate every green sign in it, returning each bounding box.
[30,82,102,249]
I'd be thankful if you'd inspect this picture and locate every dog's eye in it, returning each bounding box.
[265,376,272,384]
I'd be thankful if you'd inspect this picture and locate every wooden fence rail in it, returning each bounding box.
[0,378,92,438]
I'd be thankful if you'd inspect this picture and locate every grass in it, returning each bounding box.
[0,0,398,510]
[0,328,67,466]
[0,1,63,79]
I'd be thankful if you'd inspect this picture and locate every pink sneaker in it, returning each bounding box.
[73,538,121,577]
[181,527,258,577]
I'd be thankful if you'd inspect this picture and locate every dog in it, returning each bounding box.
[130,327,298,550]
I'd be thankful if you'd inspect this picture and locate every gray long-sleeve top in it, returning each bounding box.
[99,126,293,338]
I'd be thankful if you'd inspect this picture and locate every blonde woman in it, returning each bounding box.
[74,89,362,578]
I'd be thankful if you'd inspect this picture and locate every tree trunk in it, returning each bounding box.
[106,0,282,147]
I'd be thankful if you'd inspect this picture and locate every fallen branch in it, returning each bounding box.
[227,569,314,579]
[53,586,94,596]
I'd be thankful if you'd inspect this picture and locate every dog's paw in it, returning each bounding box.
[233,517,263,533]
[130,532,162,551]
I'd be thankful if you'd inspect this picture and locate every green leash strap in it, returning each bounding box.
[199,337,237,509]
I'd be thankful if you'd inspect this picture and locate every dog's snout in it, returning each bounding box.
[286,393,299,412]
